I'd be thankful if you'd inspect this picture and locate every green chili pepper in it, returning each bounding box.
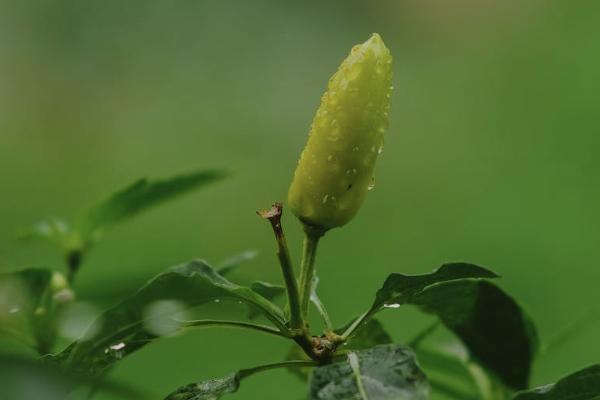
[288,33,393,230]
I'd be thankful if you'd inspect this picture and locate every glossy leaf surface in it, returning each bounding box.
[513,365,600,399]
[409,280,538,390]
[309,344,429,400]
[369,263,498,314]
[51,260,287,375]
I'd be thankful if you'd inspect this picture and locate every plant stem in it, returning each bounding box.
[298,225,324,322]
[543,307,600,355]
[257,203,303,331]
[348,353,369,399]
[341,311,369,340]
[66,249,83,283]
[239,354,348,381]
[408,321,440,349]
[310,289,334,332]
[276,238,304,331]
[182,319,288,338]
[238,359,317,379]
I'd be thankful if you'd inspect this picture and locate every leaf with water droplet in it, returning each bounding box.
[143,300,187,337]
[48,260,288,376]
[309,344,429,400]
[164,360,315,400]
[340,263,538,390]
[365,263,499,315]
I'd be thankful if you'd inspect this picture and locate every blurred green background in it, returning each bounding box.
[1,0,599,398]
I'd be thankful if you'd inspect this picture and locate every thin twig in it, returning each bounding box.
[238,359,318,379]
[408,321,440,349]
[543,307,600,355]
[258,203,304,331]
[341,311,370,340]
[182,319,289,338]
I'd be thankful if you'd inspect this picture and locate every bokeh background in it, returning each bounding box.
[1,0,599,398]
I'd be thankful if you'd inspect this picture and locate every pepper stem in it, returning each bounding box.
[298,224,326,323]
[257,203,304,332]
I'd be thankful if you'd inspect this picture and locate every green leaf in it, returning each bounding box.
[0,268,54,315]
[0,356,144,400]
[512,364,600,399]
[416,346,479,400]
[51,260,288,376]
[250,281,286,301]
[0,268,67,353]
[17,219,83,277]
[409,280,538,390]
[164,360,316,400]
[165,373,240,400]
[17,217,74,250]
[285,345,313,381]
[309,344,429,400]
[341,263,498,340]
[248,281,286,319]
[216,249,259,276]
[370,263,498,314]
[79,170,227,239]
[345,263,535,390]
[416,345,509,400]
[311,276,333,331]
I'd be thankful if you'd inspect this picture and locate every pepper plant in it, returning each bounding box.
[0,34,598,400]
